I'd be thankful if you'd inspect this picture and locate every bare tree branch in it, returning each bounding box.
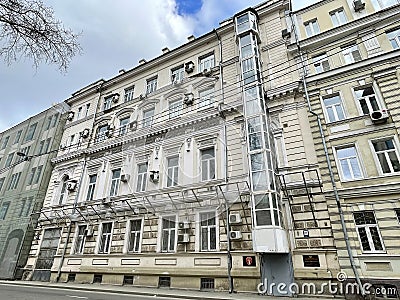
[0,0,81,72]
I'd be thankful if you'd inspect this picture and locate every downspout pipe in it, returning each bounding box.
[214,28,234,294]
[289,9,365,296]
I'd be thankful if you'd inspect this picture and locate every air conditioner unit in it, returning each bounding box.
[178,221,190,229]
[129,121,138,131]
[67,111,75,121]
[353,0,365,12]
[183,93,194,105]
[229,213,242,224]
[149,170,160,182]
[202,69,212,76]
[121,174,130,182]
[185,61,194,73]
[370,109,389,124]
[139,94,145,100]
[177,233,190,243]
[67,180,78,191]
[281,28,291,38]
[230,230,242,240]
[81,128,90,138]
[112,93,120,103]
[102,197,111,205]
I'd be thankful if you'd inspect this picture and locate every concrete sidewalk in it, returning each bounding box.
[0,280,336,300]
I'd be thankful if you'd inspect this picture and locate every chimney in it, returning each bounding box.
[187,35,195,42]
[119,69,125,74]
[139,59,146,65]
[162,47,170,54]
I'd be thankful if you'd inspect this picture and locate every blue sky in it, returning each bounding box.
[0,0,317,132]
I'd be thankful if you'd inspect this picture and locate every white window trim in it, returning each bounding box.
[341,44,362,64]
[351,84,384,115]
[321,92,347,123]
[142,108,155,128]
[166,156,179,187]
[199,53,215,73]
[157,214,178,253]
[199,147,216,182]
[136,163,148,192]
[110,168,121,197]
[333,144,365,182]
[96,221,114,254]
[330,8,347,27]
[123,217,144,254]
[71,224,88,255]
[198,88,214,110]
[195,210,220,252]
[354,211,385,253]
[304,19,320,37]
[368,135,400,176]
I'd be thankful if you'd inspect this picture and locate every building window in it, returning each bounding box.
[14,130,22,144]
[76,106,82,120]
[142,108,154,128]
[161,216,176,252]
[199,53,215,72]
[354,211,384,252]
[124,86,135,102]
[1,136,9,150]
[336,146,363,180]
[200,212,217,251]
[110,168,121,197]
[395,209,400,223]
[235,11,258,34]
[27,167,36,186]
[342,44,362,64]
[354,86,380,115]
[5,152,14,167]
[387,28,400,49]
[96,124,109,143]
[167,156,179,187]
[239,34,257,59]
[371,138,400,174]
[312,53,330,73]
[136,163,148,192]
[200,278,215,290]
[0,178,4,192]
[7,172,21,190]
[146,77,157,94]
[103,95,113,111]
[330,8,347,27]
[169,99,182,119]
[98,222,113,254]
[119,117,130,136]
[248,116,264,151]
[304,19,320,37]
[59,177,69,205]
[0,202,10,220]
[198,88,214,109]
[73,225,87,254]
[85,103,91,117]
[158,276,171,288]
[25,123,37,141]
[201,148,215,181]
[371,0,400,10]
[86,174,97,201]
[33,165,43,185]
[51,113,59,127]
[19,146,30,157]
[323,94,346,122]
[171,65,184,83]
[127,219,142,253]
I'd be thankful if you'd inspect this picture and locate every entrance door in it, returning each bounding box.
[32,228,61,281]
[261,253,294,296]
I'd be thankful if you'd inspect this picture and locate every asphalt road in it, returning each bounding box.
[0,283,180,300]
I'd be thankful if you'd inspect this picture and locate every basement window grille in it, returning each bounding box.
[93,274,103,284]
[200,278,215,290]
[123,275,134,285]
[67,273,76,282]
[158,276,171,288]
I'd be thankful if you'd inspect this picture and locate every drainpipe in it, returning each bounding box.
[289,9,365,296]
[214,28,233,294]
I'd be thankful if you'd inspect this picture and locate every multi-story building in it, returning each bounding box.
[0,104,68,279]
[290,0,400,296]
[22,0,400,297]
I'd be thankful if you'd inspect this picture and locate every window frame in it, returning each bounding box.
[103,95,113,111]
[0,202,10,220]
[353,211,385,253]
[199,211,218,252]
[124,86,135,102]
[342,44,362,64]
[14,130,22,144]
[353,85,382,115]
[312,53,330,74]
[387,27,400,49]
[171,65,184,84]
[330,8,347,27]
[96,124,109,143]
[322,93,346,123]
[169,98,182,119]
[200,148,216,181]
[125,218,143,253]
[110,168,121,197]
[136,163,148,192]
[118,117,130,136]
[146,77,157,94]
[25,123,37,141]
[304,19,320,37]
[73,224,87,255]
[5,152,15,167]
[142,108,154,128]
[198,53,215,73]
[198,88,214,109]
[370,137,400,175]
[166,156,179,187]
[334,145,364,181]
[160,215,177,253]
[1,136,10,150]
[97,222,113,254]
[86,174,97,201]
